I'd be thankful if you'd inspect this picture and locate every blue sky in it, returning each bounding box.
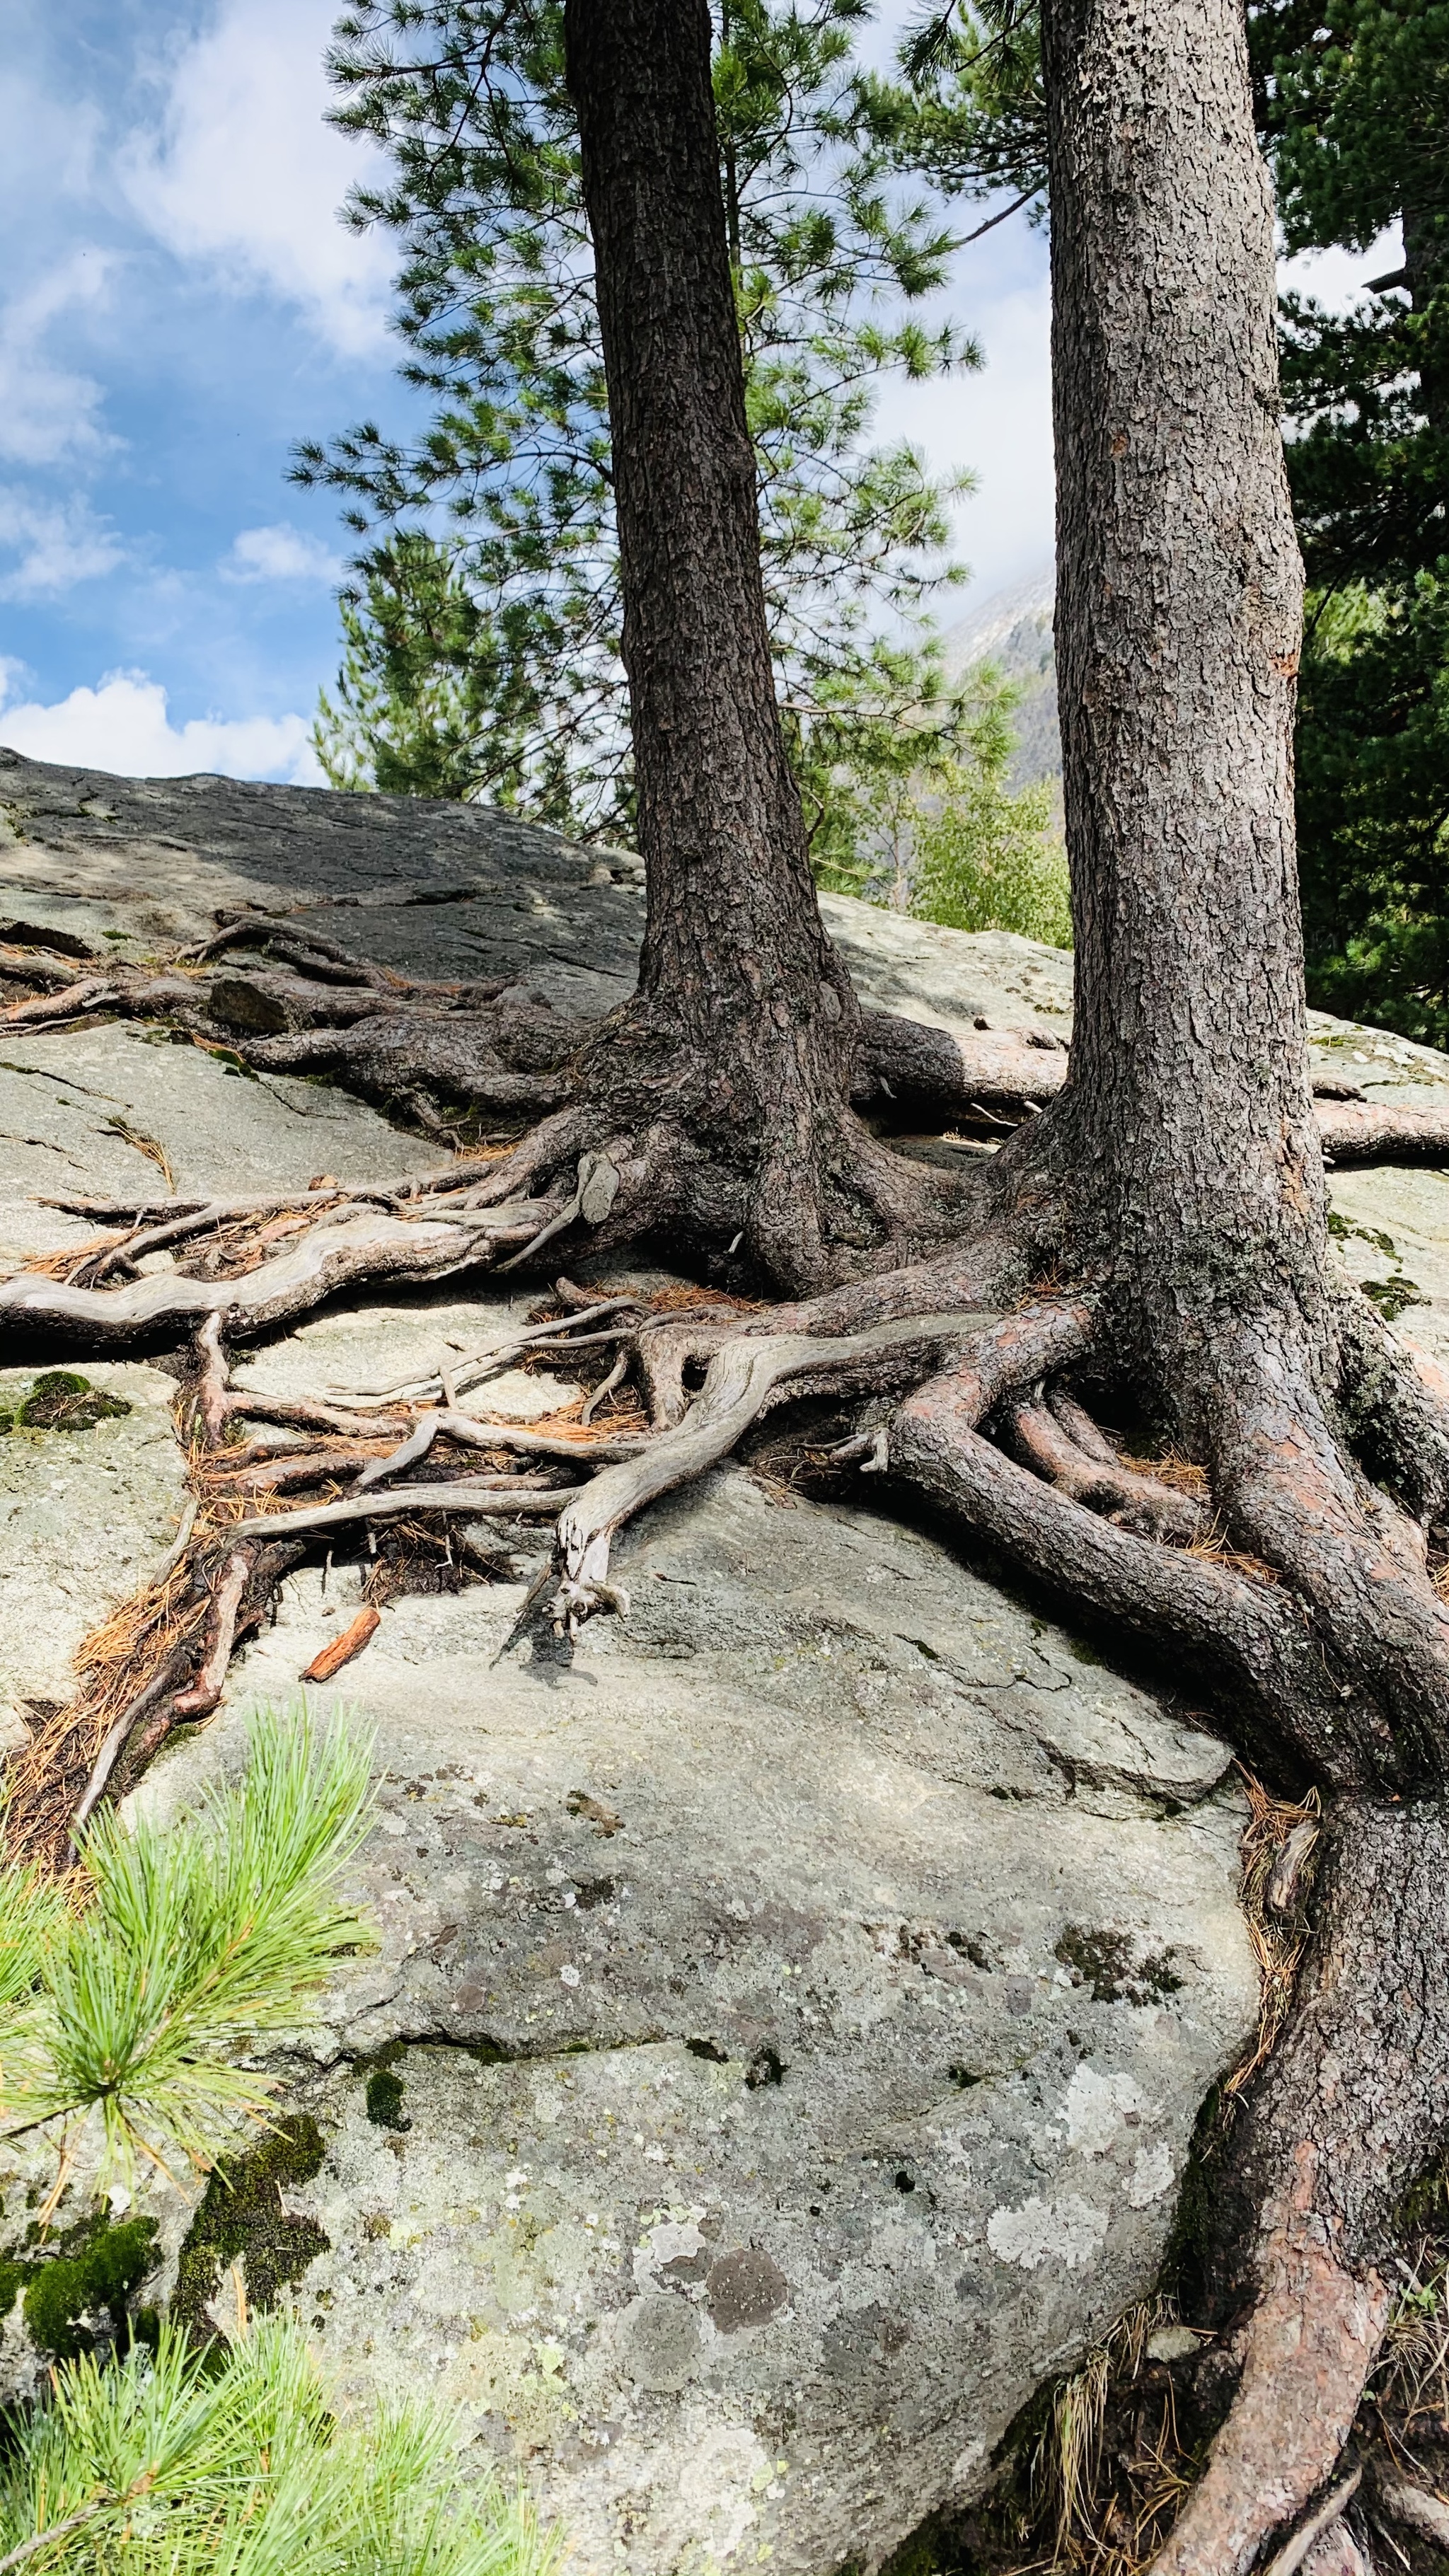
[0,0,1395,786]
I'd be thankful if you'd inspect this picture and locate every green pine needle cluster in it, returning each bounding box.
[0,1710,376,2187]
[0,2311,556,2576]
[1255,0,1448,1039]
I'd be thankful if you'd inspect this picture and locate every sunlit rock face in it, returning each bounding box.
[5,746,1448,2568]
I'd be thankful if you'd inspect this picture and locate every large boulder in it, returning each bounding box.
[0,749,1445,2568]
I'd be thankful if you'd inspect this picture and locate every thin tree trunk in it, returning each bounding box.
[563,0,864,1286]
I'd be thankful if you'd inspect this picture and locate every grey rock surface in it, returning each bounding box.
[0,1361,185,1749]
[132,1460,1255,2576]
[3,751,1448,2568]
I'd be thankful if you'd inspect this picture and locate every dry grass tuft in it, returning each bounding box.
[1119,1450,1209,1501]
[1017,2305,1203,2576]
[4,1549,212,1876]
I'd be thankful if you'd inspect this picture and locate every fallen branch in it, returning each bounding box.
[1315,1098,1449,1165]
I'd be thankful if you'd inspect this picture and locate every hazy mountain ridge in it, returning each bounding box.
[937,565,1061,791]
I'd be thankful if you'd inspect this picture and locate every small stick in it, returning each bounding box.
[330,1297,642,1402]
[352,1409,646,1494]
[171,1551,252,1716]
[68,1646,191,1852]
[582,1351,628,1425]
[1264,2471,1363,2576]
[301,1605,380,1682]
[154,1496,198,1583]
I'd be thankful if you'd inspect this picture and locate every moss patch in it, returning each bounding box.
[0,1371,132,1434]
[364,2066,411,2132]
[175,2118,329,2335]
[0,2213,159,2362]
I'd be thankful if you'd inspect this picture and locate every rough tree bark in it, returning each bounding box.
[7,0,1449,2565]
[565,0,868,1288]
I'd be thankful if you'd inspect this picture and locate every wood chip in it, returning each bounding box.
[301,1605,381,1682]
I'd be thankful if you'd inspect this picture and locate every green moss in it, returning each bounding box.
[364,2067,410,2132]
[19,2214,158,2362]
[175,2118,329,2335]
[4,1371,132,1434]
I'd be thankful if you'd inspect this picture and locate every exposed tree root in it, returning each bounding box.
[11,918,1449,1178]
[10,928,1449,2565]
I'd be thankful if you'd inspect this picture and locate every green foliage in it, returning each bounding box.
[909,768,1067,943]
[1297,576,1449,1042]
[300,0,990,840]
[906,715,1069,945]
[1248,0,1449,1036]
[0,2311,558,2575]
[0,1708,376,2186]
[0,1374,132,1436]
[1252,0,1448,589]
[893,0,1046,212]
[795,652,1041,897]
[802,649,1067,940]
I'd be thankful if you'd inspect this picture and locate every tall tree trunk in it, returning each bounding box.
[562,0,867,1290]
[1040,0,1318,1395]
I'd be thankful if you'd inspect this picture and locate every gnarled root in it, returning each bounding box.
[13,916,1449,1171]
[553,1294,1017,1626]
[12,931,1449,2568]
[1143,1796,1449,2576]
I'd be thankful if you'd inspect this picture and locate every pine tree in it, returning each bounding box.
[299,0,990,862]
[1252,0,1449,1042]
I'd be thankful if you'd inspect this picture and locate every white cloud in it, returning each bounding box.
[1280,224,1404,316]
[125,0,396,356]
[0,669,324,785]
[870,214,1412,624]
[0,254,120,468]
[873,259,1056,611]
[0,489,125,599]
[221,522,344,584]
